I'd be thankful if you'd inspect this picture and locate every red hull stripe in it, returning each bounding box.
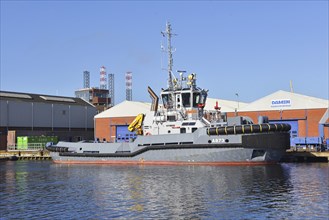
[53,160,276,166]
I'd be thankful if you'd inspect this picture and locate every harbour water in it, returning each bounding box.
[0,161,328,219]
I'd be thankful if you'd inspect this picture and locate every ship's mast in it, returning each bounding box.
[163,22,174,91]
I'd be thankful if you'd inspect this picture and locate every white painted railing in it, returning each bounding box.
[7,143,45,151]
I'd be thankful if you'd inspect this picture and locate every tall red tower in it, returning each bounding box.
[100,66,107,89]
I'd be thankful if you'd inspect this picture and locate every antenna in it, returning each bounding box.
[161,22,176,90]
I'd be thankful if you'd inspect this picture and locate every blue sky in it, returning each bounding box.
[1,1,328,104]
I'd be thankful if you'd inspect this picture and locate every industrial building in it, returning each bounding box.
[233,90,329,148]
[75,67,116,112]
[95,101,151,143]
[0,91,97,150]
[94,90,329,149]
[75,88,111,113]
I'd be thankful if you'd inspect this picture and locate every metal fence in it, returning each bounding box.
[7,143,45,151]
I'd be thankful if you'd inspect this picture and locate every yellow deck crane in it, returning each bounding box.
[128,113,144,135]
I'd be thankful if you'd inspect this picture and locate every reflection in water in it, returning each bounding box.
[0,161,328,219]
[127,174,144,212]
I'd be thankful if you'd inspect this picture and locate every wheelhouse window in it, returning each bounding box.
[162,94,169,108]
[193,91,207,107]
[182,93,191,107]
[193,92,200,107]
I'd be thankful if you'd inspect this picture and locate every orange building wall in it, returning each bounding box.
[325,117,329,139]
[95,117,135,142]
[228,108,328,139]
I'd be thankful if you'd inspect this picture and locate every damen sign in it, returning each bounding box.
[271,99,291,108]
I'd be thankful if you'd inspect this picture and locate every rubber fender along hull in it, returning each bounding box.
[46,146,69,152]
[207,123,291,135]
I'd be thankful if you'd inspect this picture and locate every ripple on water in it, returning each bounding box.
[0,161,328,219]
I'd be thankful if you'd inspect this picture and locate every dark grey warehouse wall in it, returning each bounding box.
[0,100,96,129]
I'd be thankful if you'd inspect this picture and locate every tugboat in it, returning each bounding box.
[47,23,291,165]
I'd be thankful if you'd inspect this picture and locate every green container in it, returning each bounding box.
[46,136,58,144]
[28,136,35,143]
[17,137,23,148]
[16,135,59,149]
[17,136,28,150]
[35,136,42,144]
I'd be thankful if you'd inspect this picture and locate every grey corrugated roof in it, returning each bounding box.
[240,90,328,111]
[0,90,94,107]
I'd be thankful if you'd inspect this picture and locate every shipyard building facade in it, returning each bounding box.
[0,91,97,150]
[94,101,151,143]
[229,90,329,148]
[94,90,329,150]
